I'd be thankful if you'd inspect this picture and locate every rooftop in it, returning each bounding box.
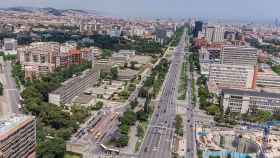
[0,114,34,140]
[73,94,95,104]
[222,88,280,98]
[52,69,96,94]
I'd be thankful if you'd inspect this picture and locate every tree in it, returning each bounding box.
[92,101,103,110]
[175,115,183,136]
[128,83,136,92]
[138,87,149,98]
[225,107,231,116]
[130,99,138,109]
[119,90,129,100]
[116,134,129,147]
[119,110,137,125]
[110,67,118,80]
[136,110,148,122]
[37,137,66,158]
[101,49,113,58]
[206,104,220,115]
[144,94,151,113]
[130,61,138,70]
[124,62,128,68]
[137,124,144,137]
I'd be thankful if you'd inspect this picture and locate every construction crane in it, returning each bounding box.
[243,120,280,158]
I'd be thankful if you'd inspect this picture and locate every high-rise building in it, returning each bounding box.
[220,46,258,66]
[204,26,224,43]
[208,64,255,93]
[193,21,203,37]
[0,114,36,158]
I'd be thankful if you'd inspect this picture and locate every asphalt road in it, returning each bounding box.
[2,61,20,114]
[138,30,187,158]
[185,52,197,158]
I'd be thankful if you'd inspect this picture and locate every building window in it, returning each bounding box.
[33,55,39,62]
[40,55,46,63]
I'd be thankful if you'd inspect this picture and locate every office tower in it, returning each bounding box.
[204,26,224,43]
[193,21,203,37]
[220,46,258,66]
[0,114,36,158]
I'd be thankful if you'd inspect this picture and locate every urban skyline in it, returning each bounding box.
[1,0,280,22]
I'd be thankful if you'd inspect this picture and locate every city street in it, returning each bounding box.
[138,30,187,158]
[184,49,196,158]
[0,61,21,114]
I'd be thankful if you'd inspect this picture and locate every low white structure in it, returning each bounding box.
[2,38,17,55]
[221,88,280,114]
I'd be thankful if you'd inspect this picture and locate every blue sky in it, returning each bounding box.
[1,0,279,21]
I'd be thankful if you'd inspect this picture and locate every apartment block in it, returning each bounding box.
[48,70,99,106]
[2,38,17,55]
[18,42,60,78]
[0,114,36,158]
[58,42,77,67]
[17,42,92,79]
[202,25,224,43]
[220,46,258,66]
[80,48,94,62]
[221,89,280,114]
[208,64,255,93]
[256,74,280,88]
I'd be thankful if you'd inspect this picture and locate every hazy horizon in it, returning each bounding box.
[1,0,279,23]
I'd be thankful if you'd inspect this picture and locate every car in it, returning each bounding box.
[187,149,190,152]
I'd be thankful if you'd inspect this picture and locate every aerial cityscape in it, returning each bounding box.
[1,1,280,158]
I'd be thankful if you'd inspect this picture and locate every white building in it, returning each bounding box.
[203,26,224,43]
[2,38,17,55]
[221,88,280,114]
[208,64,255,93]
[49,70,99,106]
[221,46,258,66]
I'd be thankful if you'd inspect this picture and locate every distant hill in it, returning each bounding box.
[0,7,96,16]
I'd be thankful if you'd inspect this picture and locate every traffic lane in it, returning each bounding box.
[140,127,161,158]
[8,90,20,113]
[140,33,186,158]
[3,62,21,113]
[185,111,195,158]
